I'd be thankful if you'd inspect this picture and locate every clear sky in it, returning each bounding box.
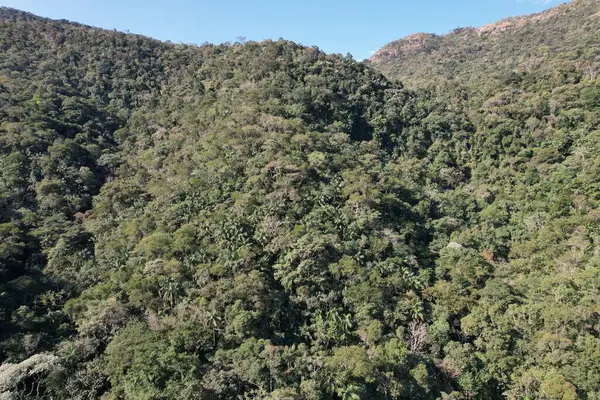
[1,0,569,60]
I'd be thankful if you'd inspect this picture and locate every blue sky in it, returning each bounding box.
[1,0,568,60]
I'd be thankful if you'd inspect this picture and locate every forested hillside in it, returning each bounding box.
[367,0,600,399]
[0,2,599,399]
[370,0,600,88]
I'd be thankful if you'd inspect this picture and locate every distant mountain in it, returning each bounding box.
[370,0,600,88]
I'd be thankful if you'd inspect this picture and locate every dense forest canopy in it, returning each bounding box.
[0,1,599,399]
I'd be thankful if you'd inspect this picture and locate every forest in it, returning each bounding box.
[0,1,599,399]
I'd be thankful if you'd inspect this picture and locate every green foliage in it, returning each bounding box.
[104,322,201,399]
[1,2,599,399]
[371,0,600,398]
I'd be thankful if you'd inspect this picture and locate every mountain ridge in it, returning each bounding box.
[369,0,600,87]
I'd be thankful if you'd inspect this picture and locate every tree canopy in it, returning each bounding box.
[0,2,599,399]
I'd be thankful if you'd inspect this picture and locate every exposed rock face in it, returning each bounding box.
[0,354,59,399]
[370,33,439,64]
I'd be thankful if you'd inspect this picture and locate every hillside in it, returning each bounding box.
[370,0,600,89]
[1,4,600,400]
[367,1,600,398]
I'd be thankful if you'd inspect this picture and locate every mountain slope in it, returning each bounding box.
[369,1,600,399]
[0,5,599,400]
[0,7,449,400]
[370,0,600,89]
